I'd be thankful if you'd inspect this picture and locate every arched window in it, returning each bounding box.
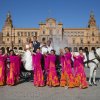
[43,30,45,34]
[91,47,95,50]
[21,32,23,36]
[19,47,23,50]
[79,47,83,50]
[1,47,5,54]
[35,32,37,36]
[32,32,34,36]
[7,38,9,41]
[7,32,9,36]
[80,38,83,44]
[42,37,46,42]
[28,32,30,36]
[73,39,75,44]
[84,47,88,51]
[17,32,20,36]
[87,41,90,44]
[18,39,21,43]
[14,47,17,50]
[92,32,94,36]
[26,38,29,42]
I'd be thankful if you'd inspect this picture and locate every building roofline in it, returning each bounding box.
[63,28,89,30]
[46,18,56,21]
[39,22,46,25]
[14,28,39,30]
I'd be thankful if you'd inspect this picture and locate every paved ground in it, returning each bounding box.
[0,67,100,100]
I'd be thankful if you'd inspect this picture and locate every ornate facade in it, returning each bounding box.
[0,11,100,53]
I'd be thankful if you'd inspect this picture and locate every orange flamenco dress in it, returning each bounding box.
[60,53,75,88]
[6,55,21,86]
[32,53,44,87]
[46,54,59,87]
[73,55,88,89]
[0,54,7,86]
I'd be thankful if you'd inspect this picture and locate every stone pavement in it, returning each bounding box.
[0,67,100,100]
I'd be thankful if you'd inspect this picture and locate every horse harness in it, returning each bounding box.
[84,51,100,68]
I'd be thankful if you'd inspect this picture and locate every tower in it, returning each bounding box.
[2,12,14,51]
[88,11,96,28]
[4,11,13,28]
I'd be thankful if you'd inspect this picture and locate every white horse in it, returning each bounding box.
[73,48,100,86]
[86,48,100,86]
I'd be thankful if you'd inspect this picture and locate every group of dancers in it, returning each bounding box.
[0,49,21,86]
[0,36,88,89]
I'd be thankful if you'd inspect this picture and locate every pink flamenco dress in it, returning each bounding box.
[60,52,75,88]
[32,53,44,87]
[7,55,21,86]
[0,54,7,86]
[44,54,49,78]
[46,54,59,87]
[73,55,88,89]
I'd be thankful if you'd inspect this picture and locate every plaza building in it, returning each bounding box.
[0,11,100,53]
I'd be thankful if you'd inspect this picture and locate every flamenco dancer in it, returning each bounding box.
[0,49,7,86]
[46,50,59,87]
[60,47,75,88]
[32,48,44,87]
[73,49,88,89]
[7,50,21,86]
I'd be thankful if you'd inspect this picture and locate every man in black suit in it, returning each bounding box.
[33,36,40,52]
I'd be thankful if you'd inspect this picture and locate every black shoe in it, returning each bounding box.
[93,82,97,86]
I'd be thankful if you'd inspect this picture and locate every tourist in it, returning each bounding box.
[32,36,40,52]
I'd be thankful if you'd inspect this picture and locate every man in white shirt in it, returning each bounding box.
[41,43,48,54]
[47,40,53,53]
